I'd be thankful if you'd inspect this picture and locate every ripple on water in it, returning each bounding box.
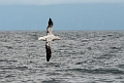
[1,66,28,71]
[42,79,69,83]
[4,46,13,49]
[96,53,116,59]
[67,68,124,74]
[0,59,18,62]
[117,64,124,69]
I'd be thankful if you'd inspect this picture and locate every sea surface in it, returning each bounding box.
[0,31,124,83]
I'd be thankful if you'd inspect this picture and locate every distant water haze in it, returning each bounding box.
[0,31,124,83]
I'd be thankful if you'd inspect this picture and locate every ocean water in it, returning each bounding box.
[0,31,124,83]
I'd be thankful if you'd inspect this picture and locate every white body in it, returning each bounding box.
[38,34,61,41]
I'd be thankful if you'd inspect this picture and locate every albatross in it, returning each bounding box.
[38,18,62,62]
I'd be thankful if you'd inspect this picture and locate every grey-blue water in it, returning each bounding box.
[0,31,124,83]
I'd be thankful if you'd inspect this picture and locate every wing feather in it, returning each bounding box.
[45,41,51,62]
[46,18,53,35]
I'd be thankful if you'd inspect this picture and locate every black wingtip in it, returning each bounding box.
[46,55,51,62]
[46,44,51,62]
[47,59,50,62]
[48,18,53,26]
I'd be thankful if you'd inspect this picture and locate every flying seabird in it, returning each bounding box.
[38,18,62,62]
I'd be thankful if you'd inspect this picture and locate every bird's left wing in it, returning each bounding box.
[45,41,51,62]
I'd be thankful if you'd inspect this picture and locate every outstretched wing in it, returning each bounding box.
[45,41,51,62]
[46,18,53,35]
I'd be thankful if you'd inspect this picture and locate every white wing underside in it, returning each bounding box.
[38,34,61,41]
